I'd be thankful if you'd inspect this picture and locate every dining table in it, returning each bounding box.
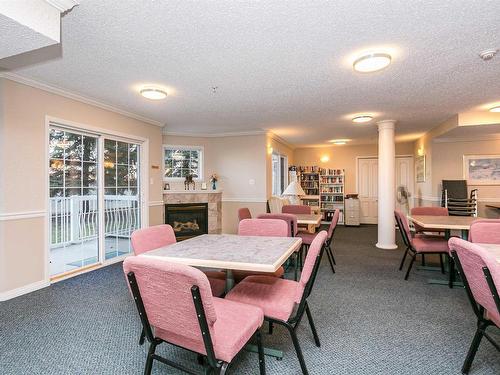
[295,213,322,233]
[140,233,302,359]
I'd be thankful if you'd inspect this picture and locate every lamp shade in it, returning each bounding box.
[282,181,306,196]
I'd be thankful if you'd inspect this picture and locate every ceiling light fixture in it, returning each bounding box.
[489,106,500,113]
[353,52,392,73]
[140,87,167,100]
[352,115,373,123]
[329,139,349,145]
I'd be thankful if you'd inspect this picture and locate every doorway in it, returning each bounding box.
[357,156,414,224]
[48,125,143,278]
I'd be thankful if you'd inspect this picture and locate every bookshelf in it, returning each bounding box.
[290,166,345,224]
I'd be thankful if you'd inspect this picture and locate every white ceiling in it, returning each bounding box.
[2,0,500,146]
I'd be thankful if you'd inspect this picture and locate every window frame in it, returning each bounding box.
[271,151,288,196]
[162,144,204,181]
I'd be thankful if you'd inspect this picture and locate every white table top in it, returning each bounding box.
[141,234,302,272]
[408,215,479,230]
[476,243,500,264]
[296,214,322,225]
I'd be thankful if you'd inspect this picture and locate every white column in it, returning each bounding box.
[376,120,397,249]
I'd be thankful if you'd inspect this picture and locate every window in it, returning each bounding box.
[272,152,288,195]
[163,145,203,180]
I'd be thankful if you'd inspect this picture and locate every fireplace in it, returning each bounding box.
[165,203,208,240]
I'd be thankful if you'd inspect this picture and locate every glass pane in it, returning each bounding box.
[83,162,97,187]
[50,188,63,197]
[116,141,129,164]
[129,165,138,186]
[129,144,138,165]
[117,165,129,187]
[65,133,83,161]
[164,149,173,159]
[83,136,97,162]
[105,165,116,187]
[65,161,82,187]
[49,129,65,159]
[190,150,199,160]
[104,139,116,163]
[65,188,81,197]
[49,159,64,187]
[172,168,181,178]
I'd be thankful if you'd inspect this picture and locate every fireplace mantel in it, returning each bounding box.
[163,191,222,234]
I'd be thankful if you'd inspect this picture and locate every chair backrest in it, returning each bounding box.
[257,213,298,236]
[238,218,288,237]
[410,206,448,233]
[282,205,311,215]
[327,209,340,239]
[394,210,412,248]
[238,207,252,222]
[469,219,500,244]
[131,224,176,255]
[448,238,500,324]
[123,256,217,353]
[298,230,328,299]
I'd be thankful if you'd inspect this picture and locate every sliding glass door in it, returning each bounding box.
[49,126,142,277]
[49,128,99,276]
[104,139,141,260]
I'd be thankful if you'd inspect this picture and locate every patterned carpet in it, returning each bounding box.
[1,225,499,374]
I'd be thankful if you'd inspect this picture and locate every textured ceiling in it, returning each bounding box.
[2,0,500,146]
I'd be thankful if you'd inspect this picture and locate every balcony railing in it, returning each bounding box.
[49,195,140,248]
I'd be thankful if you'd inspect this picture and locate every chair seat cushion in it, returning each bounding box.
[208,277,226,297]
[225,275,300,321]
[486,309,500,328]
[155,297,263,363]
[232,266,284,283]
[411,236,449,253]
[297,231,317,245]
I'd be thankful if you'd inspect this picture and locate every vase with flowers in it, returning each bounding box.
[209,173,218,190]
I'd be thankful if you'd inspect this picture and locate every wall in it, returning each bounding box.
[162,133,268,233]
[0,78,163,297]
[293,142,414,194]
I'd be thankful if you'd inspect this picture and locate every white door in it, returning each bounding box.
[357,156,414,224]
[358,158,378,224]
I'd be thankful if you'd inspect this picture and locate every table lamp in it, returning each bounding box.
[282,181,306,205]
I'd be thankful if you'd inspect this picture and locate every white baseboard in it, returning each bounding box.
[0,279,50,302]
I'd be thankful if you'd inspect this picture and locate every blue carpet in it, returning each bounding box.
[0,225,498,374]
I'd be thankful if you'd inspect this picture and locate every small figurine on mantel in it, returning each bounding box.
[184,174,195,190]
[209,173,218,190]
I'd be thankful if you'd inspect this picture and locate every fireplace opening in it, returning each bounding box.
[165,203,208,241]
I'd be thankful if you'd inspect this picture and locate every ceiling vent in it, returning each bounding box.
[479,49,498,61]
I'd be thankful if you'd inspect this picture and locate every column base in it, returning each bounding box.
[376,243,398,250]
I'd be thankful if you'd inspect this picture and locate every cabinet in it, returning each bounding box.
[344,198,360,226]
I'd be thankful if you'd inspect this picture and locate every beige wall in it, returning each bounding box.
[0,78,163,295]
[293,142,414,194]
[162,133,268,233]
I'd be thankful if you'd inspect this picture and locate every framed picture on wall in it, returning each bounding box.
[463,154,500,185]
[415,155,426,183]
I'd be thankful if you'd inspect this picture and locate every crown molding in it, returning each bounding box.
[266,131,296,150]
[0,72,164,127]
[163,129,267,138]
[44,0,79,12]
[433,134,500,143]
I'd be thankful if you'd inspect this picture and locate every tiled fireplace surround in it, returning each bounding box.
[163,191,222,234]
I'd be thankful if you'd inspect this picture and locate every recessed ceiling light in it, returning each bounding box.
[140,87,167,100]
[489,106,500,113]
[329,139,350,145]
[353,52,392,73]
[352,115,373,123]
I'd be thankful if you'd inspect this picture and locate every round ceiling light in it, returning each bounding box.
[352,115,373,123]
[489,105,500,113]
[140,87,167,100]
[353,53,392,73]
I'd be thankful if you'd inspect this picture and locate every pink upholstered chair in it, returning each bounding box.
[257,213,298,237]
[469,219,500,244]
[123,257,266,375]
[233,219,289,282]
[297,209,339,274]
[282,205,311,215]
[448,238,500,374]
[238,207,252,222]
[394,210,449,280]
[131,225,226,297]
[226,231,328,375]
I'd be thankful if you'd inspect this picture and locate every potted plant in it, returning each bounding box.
[209,173,218,190]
